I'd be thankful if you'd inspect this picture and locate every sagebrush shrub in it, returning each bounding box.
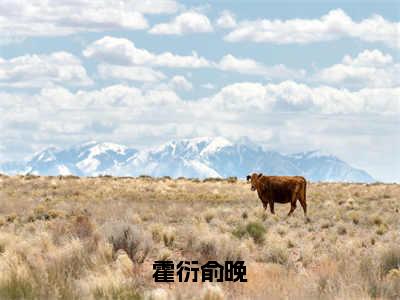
[105,222,152,263]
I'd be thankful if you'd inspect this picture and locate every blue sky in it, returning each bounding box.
[0,0,399,181]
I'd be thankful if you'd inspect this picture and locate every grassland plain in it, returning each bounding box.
[0,174,399,300]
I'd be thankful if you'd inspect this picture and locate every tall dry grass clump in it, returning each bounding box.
[104,221,153,264]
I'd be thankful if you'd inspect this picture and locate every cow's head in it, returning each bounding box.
[247,173,263,191]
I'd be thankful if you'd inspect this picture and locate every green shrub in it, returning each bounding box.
[246,222,266,244]
[233,221,266,244]
[162,230,175,248]
[226,176,238,183]
[232,225,247,239]
[203,177,223,182]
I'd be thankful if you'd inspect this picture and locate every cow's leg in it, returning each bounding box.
[287,202,296,216]
[299,182,307,217]
[299,197,307,216]
[287,192,297,216]
[262,200,268,210]
[269,200,275,214]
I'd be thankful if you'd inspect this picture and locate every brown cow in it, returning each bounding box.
[246,173,307,216]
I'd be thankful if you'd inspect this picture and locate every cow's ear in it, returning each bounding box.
[246,175,251,181]
[258,173,263,178]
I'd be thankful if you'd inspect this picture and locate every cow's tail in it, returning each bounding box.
[302,178,307,203]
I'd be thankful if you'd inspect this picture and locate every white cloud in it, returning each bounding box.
[315,49,400,88]
[97,64,166,82]
[1,82,399,180]
[206,81,400,114]
[0,82,400,127]
[224,9,400,48]
[4,81,395,123]
[83,36,211,68]
[149,11,213,35]
[154,52,211,68]
[218,54,306,79]
[34,84,181,111]
[129,0,180,14]
[342,49,393,67]
[2,81,396,126]
[216,10,237,29]
[218,55,266,75]
[84,37,399,87]
[0,52,92,88]
[84,37,305,79]
[0,0,180,42]
[169,75,193,91]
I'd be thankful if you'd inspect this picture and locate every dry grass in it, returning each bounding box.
[0,174,399,299]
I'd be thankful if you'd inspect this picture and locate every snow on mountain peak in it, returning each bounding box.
[89,142,127,156]
[76,141,127,159]
[75,142,129,174]
[76,157,101,174]
[184,159,221,178]
[32,146,60,162]
[153,137,231,158]
[200,137,233,156]
[291,149,335,160]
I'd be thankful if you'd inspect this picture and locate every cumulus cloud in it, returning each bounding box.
[169,75,193,90]
[129,0,180,14]
[1,81,397,127]
[3,83,397,136]
[0,52,92,88]
[149,11,213,35]
[84,37,399,86]
[0,0,180,42]
[218,55,266,75]
[25,85,182,112]
[224,9,400,48]
[1,81,398,179]
[205,81,400,114]
[97,64,166,82]
[83,36,211,68]
[342,49,393,67]
[84,36,306,80]
[216,10,237,29]
[315,49,400,88]
[217,54,306,79]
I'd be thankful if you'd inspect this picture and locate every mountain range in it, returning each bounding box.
[0,137,375,182]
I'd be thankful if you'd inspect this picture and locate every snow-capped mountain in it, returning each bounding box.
[1,141,137,176]
[0,138,375,182]
[112,137,230,178]
[288,150,374,182]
